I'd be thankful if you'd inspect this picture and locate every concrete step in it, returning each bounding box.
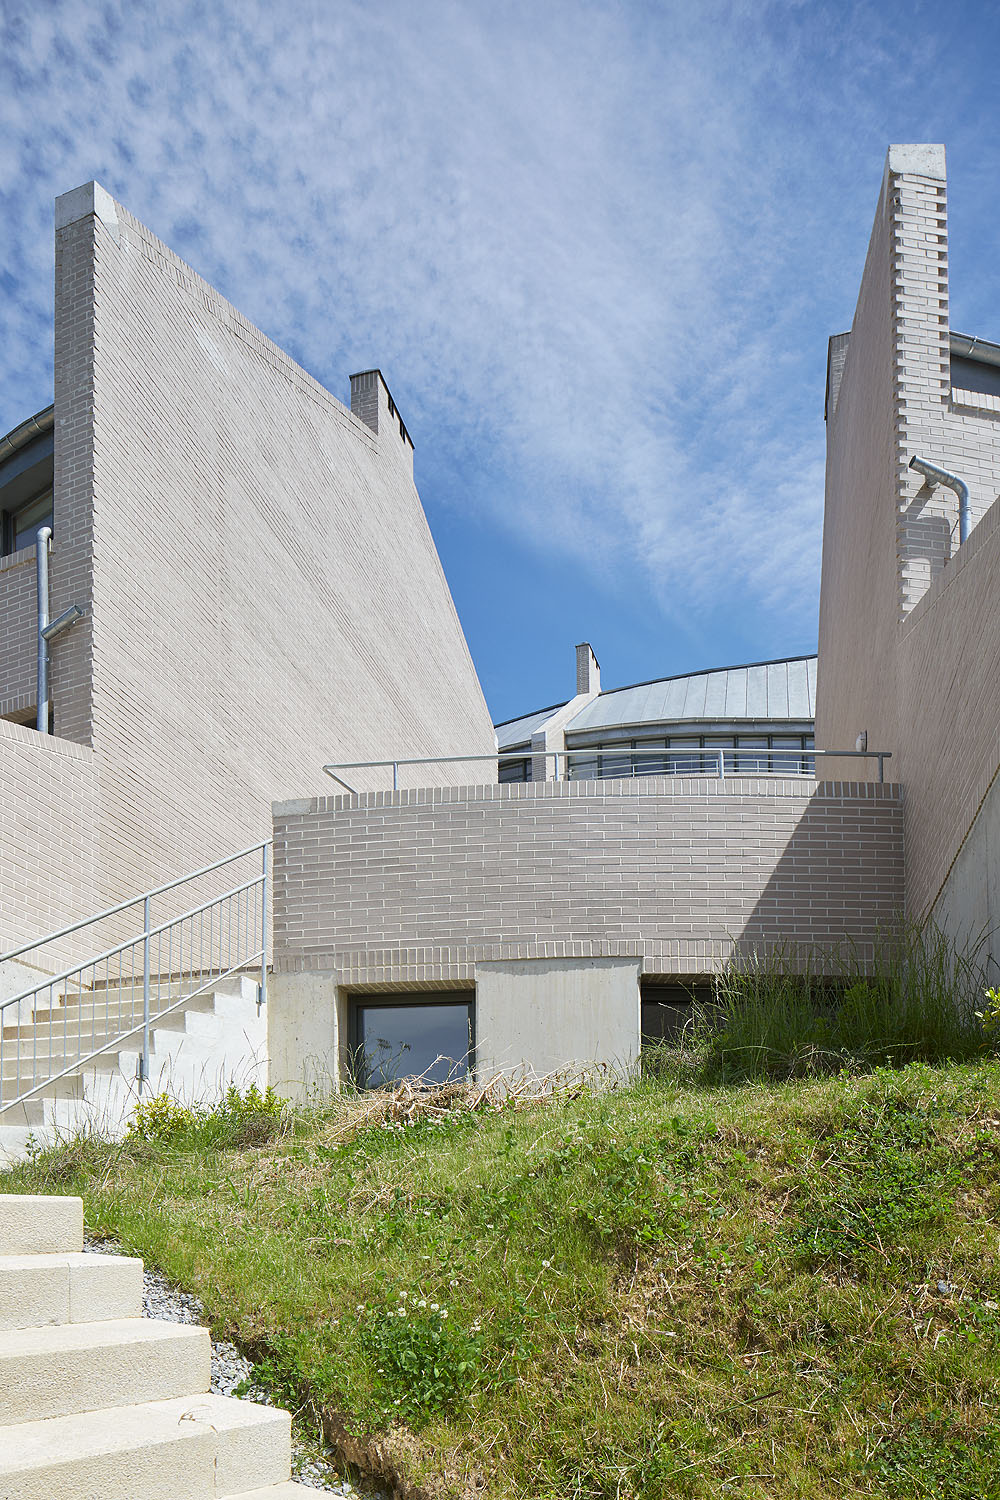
[0,1391,291,1500]
[0,1251,143,1330]
[0,1194,83,1255]
[224,1486,330,1498]
[4,992,214,1037]
[0,1317,210,1423]
[2,1041,124,1069]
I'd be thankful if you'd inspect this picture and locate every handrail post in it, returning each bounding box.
[392,762,398,792]
[139,894,151,1087]
[259,843,269,1015]
[718,750,725,779]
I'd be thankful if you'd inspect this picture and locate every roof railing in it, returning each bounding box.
[323,746,891,793]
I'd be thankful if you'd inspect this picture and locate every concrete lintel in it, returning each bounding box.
[886,144,946,181]
[271,798,316,818]
[55,181,121,244]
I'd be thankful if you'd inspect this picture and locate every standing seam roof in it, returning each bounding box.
[562,656,816,734]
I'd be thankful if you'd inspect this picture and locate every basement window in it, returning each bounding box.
[349,995,475,1089]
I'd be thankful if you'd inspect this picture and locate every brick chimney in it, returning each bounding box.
[575,642,600,696]
[349,369,414,477]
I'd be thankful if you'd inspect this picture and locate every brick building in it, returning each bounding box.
[8,149,990,1122]
[0,181,495,983]
[816,144,1000,962]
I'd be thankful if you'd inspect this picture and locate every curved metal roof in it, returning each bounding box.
[494,656,817,745]
[566,655,816,734]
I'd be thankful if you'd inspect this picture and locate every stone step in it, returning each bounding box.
[0,1391,291,1499]
[0,1251,143,1330]
[0,1194,83,1255]
[0,1318,210,1423]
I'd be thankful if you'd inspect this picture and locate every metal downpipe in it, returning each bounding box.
[909,454,971,546]
[34,526,52,733]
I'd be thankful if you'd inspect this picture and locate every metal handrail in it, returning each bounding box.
[0,950,264,1115]
[1,839,271,964]
[0,844,270,1113]
[323,746,893,790]
[0,875,263,1014]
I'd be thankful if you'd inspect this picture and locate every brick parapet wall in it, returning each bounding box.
[272,778,904,987]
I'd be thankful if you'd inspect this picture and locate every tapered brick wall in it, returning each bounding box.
[1,183,495,957]
[271,778,904,988]
[817,146,1000,926]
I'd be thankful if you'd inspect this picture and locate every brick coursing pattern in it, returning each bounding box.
[0,189,495,956]
[817,148,1000,921]
[0,719,98,970]
[0,548,38,715]
[271,778,904,988]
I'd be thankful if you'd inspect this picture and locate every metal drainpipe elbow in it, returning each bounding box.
[908,454,971,545]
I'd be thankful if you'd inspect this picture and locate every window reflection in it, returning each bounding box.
[351,999,474,1089]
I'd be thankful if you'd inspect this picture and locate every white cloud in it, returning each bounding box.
[1,0,994,663]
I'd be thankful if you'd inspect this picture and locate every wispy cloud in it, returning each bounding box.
[3,0,1000,694]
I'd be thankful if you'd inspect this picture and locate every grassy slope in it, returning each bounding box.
[5,1063,1000,1499]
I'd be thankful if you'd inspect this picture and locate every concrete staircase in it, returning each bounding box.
[0,977,267,1165]
[0,1192,316,1498]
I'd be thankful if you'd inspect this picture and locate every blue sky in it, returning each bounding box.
[3,1,1000,723]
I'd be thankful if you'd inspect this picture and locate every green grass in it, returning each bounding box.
[691,923,989,1082]
[6,1062,1000,1498]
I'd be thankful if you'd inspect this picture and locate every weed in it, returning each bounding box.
[125,1081,287,1150]
[792,1098,958,1270]
[698,922,990,1081]
[357,1291,484,1425]
[867,1412,1000,1497]
[127,1091,198,1143]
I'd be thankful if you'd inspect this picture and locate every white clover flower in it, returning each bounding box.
[355,1304,364,1314]
[430,1302,439,1311]
[418,1299,427,1308]
[398,1291,407,1300]
[439,1308,448,1319]
[542,1259,551,1268]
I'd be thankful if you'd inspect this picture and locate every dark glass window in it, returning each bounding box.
[350,997,474,1089]
[498,753,531,782]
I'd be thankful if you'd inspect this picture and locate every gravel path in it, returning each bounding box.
[86,1239,384,1496]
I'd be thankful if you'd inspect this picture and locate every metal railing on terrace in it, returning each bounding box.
[323,746,892,792]
[0,842,270,1115]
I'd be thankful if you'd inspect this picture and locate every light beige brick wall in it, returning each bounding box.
[894,493,1000,917]
[1,184,495,958]
[271,778,904,988]
[0,720,98,970]
[817,146,1000,926]
[0,547,38,719]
